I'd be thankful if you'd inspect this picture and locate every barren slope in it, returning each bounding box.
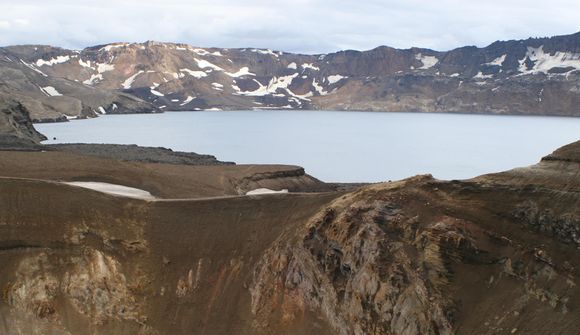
[0,141,578,334]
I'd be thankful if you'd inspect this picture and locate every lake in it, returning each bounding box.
[36,111,580,182]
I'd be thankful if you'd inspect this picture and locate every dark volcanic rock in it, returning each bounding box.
[47,143,234,166]
[0,98,45,150]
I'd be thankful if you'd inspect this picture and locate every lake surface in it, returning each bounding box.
[36,111,580,182]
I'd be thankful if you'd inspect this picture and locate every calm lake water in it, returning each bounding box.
[36,111,580,182]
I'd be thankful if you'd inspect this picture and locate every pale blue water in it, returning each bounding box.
[36,111,580,182]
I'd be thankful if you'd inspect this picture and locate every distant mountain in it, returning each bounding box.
[1,32,579,121]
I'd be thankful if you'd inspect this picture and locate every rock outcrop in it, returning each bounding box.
[0,97,46,150]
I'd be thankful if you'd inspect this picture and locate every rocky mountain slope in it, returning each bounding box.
[0,47,158,122]
[0,97,46,149]
[0,140,578,334]
[1,32,579,121]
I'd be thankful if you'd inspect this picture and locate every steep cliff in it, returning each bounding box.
[0,97,46,149]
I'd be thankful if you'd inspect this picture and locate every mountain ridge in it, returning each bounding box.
[1,31,579,121]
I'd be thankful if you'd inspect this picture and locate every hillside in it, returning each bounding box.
[1,32,579,121]
[0,140,578,334]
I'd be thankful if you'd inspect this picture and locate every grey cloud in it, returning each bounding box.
[0,0,578,53]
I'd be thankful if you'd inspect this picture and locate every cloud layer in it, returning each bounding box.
[1,0,579,53]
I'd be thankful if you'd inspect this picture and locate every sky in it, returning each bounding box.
[0,0,579,54]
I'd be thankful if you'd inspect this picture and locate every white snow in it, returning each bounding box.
[78,59,93,69]
[40,86,62,97]
[287,62,297,70]
[150,88,165,96]
[83,74,103,85]
[180,95,195,106]
[180,68,208,78]
[327,74,346,84]
[301,63,320,71]
[518,45,580,75]
[100,44,127,52]
[473,71,493,80]
[312,79,328,95]
[246,188,289,195]
[194,58,224,71]
[122,71,144,89]
[225,66,255,77]
[237,74,298,97]
[205,107,222,111]
[250,49,279,58]
[191,48,223,57]
[64,182,155,200]
[486,54,506,67]
[98,106,107,114]
[415,53,439,69]
[97,63,115,73]
[449,73,460,77]
[36,55,71,67]
[19,60,48,76]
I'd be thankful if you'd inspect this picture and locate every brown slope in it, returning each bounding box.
[0,141,578,334]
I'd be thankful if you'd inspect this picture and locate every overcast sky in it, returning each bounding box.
[1,0,579,54]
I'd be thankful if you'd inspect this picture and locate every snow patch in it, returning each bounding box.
[236,74,298,97]
[36,55,70,67]
[98,106,107,114]
[78,59,93,69]
[180,96,195,106]
[100,44,128,52]
[83,74,103,85]
[64,181,155,200]
[301,63,320,71]
[473,71,493,80]
[485,54,506,67]
[97,63,114,73]
[312,79,328,95]
[225,66,255,77]
[246,188,288,195]
[327,74,346,84]
[40,86,62,97]
[518,45,580,75]
[122,71,144,89]
[250,49,280,58]
[194,58,224,71]
[415,53,439,69]
[180,68,208,78]
[191,48,222,57]
[287,62,297,70]
[150,88,165,96]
